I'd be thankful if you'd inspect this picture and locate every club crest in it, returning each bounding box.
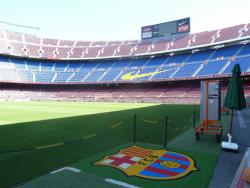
[94,146,198,180]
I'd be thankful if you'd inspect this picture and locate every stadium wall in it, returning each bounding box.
[0,79,249,105]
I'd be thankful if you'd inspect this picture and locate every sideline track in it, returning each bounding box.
[209,107,250,188]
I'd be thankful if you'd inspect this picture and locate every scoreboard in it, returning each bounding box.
[141,17,190,40]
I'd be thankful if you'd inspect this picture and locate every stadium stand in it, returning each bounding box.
[0,23,249,60]
[190,30,217,47]
[214,24,244,42]
[0,43,248,84]
[0,23,250,104]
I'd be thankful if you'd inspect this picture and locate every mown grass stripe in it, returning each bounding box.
[82,133,97,140]
[35,142,64,150]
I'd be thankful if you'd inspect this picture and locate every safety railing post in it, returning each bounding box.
[164,115,168,149]
[133,114,136,144]
[193,110,196,128]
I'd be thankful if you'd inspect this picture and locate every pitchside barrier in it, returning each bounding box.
[133,111,197,148]
[0,116,133,155]
[0,112,197,155]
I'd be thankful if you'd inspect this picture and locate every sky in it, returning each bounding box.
[0,0,250,41]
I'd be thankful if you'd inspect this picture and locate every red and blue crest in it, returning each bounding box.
[95,146,197,180]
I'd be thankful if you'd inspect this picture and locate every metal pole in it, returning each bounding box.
[230,109,234,135]
[193,110,196,128]
[133,114,136,144]
[164,115,168,148]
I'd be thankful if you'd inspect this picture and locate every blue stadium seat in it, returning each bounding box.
[187,50,214,62]
[238,44,250,56]
[17,70,28,81]
[54,62,69,71]
[69,71,89,82]
[96,61,113,69]
[26,70,33,82]
[67,63,83,71]
[133,67,158,81]
[26,60,40,71]
[0,43,250,84]
[127,59,148,68]
[41,62,54,71]
[54,72,73,82]
[211,45,241,59]
[112,59,133,69]
[152,66,177,80]
[0,56,10,63]
[173,63,201,78]
[100,69,122,82]
[146,57,168,67]
[12,59,26,70]
[223,56,250,74]
[167,53,190,64]
[84,70,105,82]
[35,72,55,82]
[197,60,227,76]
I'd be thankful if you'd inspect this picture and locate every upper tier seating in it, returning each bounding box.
[0,23,250,60]
[242,24,250,37]
[168,34,194,50]
[190,30,217,47]
[149,40,171,53]
[214,25,244,42]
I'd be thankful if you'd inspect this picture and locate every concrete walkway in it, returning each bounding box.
[209,108,250,188]
[17,168,122,188]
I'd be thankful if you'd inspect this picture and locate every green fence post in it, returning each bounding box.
[133,114,136,145]
[193,110,196,128]
[164,115,168,149]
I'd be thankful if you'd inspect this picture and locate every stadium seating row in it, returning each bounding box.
[0,43,249,84]
[0,23,250,59]
[1,84,250,105]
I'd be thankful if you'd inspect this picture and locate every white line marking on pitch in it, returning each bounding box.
[105,178,140,188]
[50,167,81,174]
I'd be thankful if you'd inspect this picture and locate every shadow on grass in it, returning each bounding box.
[0,104,199,188]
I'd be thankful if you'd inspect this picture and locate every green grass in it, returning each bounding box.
[0,101,156,125]
[73,143,218,188]
[73,113,229,188]
[0,101,199,188]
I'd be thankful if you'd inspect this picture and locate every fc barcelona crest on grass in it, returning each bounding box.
[95,146,198,180]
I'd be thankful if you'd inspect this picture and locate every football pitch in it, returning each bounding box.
[0,101,227,188]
